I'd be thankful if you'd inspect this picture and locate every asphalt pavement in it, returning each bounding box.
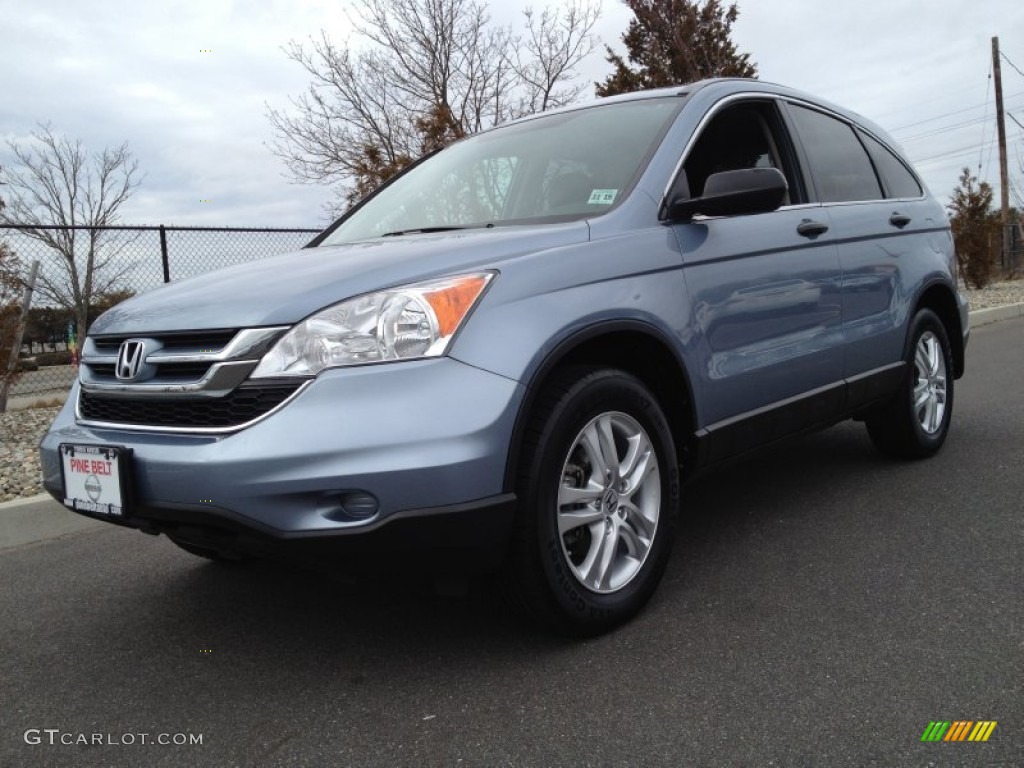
[1,318,1022,767]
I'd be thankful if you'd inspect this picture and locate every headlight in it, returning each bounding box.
[251,272,494,378]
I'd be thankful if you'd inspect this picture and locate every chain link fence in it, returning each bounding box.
[0,224,321,401]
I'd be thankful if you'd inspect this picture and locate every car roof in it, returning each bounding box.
[501,77,901,159]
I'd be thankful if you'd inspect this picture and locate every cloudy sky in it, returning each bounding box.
[1,0,1022,228]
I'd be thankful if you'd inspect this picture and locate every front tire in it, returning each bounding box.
[866,308,954,458]
[505,367,680,636]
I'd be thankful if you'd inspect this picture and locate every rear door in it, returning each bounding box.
[784,103,930,404]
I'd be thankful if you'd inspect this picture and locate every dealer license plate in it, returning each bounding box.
[59,444,129,517]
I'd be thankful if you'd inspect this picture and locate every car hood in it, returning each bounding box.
[90,223,589,335]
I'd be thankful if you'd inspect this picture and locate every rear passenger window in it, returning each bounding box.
[858,131,923,199]
[788,105,882,203]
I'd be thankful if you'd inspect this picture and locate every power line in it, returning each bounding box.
[901,113,993,143]
[979,63,992,176]
[895,95,1024,145]
[888,90,1024,134]
[891,100,990,133]
[1001,50,1024,78]
[869,82,980,125]
[912,138,999,165]
[984,131,998,181]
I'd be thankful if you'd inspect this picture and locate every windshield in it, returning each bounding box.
[320,98,682,245]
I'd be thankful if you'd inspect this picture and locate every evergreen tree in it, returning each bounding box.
[597,0,756,97]
[948,167,1001,288]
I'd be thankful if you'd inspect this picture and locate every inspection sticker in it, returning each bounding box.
[587,189,618,205]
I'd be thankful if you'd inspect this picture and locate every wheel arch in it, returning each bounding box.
[913,281,965,378]
[503,321,698,493]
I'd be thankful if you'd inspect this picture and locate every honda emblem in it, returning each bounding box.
[116,340,146,380]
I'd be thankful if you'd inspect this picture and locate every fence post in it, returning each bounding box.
[0,260,40,412]
[159,225,170,283]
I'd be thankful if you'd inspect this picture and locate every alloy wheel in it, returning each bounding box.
[557,411,661,594]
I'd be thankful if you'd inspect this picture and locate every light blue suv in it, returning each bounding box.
[40,79,969,634]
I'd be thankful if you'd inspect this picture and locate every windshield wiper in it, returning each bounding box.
[380,224,493,237]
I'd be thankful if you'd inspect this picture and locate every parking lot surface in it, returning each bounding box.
[1,318,1022,767]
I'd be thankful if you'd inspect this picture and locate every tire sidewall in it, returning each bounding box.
[524,370,679,629]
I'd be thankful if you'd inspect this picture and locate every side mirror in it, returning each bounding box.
[664,167,788,222]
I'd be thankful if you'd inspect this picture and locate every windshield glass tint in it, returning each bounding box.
[321,98,682,244]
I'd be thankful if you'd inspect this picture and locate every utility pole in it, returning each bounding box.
[992,36,1010,267]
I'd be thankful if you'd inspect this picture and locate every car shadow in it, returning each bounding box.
[66,420,916,665]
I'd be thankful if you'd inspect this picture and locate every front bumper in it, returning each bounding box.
[40,358,524,561]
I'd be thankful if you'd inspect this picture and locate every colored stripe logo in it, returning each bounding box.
[921,721,997,742]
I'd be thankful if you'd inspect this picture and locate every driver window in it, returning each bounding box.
[683,101,796,205]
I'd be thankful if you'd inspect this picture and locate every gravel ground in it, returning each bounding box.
[0,405,60,502]
[962,277,1024,310]
[1,279,1022,503]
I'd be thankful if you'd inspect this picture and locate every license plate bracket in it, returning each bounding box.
[59,444,132,517]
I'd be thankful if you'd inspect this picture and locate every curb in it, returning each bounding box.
[2,299,1023,513]
[969,302,1024,327]
[1,493,52,509]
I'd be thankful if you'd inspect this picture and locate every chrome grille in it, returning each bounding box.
[79,327,288,398]
[90,330,239,355]
[77,326,303,432]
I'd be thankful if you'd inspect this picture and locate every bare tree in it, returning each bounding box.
[511,2,603,114]
[267,0,600,211]
[0,198,24,392]
[0,124,142,337]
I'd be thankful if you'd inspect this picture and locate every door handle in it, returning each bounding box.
[889,212,912,228]
[797,219,829,237]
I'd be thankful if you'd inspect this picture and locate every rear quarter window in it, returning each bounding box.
[858,130,923,199]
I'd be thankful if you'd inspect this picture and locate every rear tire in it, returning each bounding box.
[504,367,679,636]
[866,308,954,459]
